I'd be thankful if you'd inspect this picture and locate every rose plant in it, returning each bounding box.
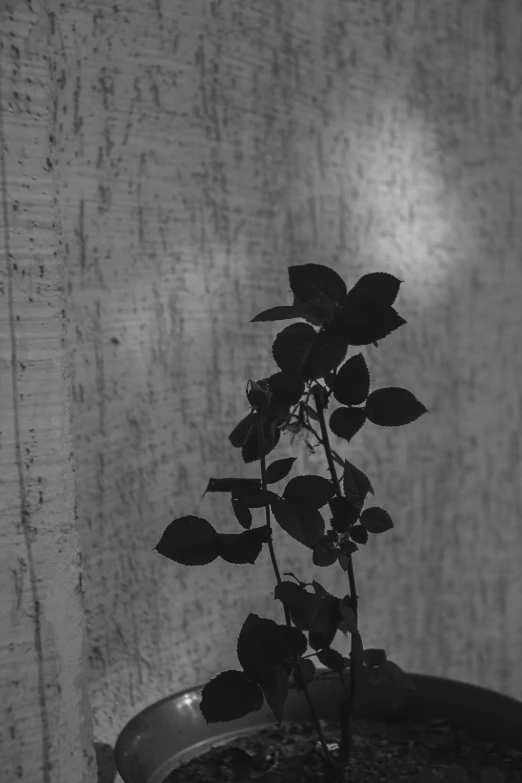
[155,263,429,781]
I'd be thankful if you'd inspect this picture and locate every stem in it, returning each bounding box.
[255,405,335,770]
[257,413,285,591]
[311,387,359,619]
[312,386,361,774]
[337,673,354,769]
[311,389,342,495]
[287,414,345,469]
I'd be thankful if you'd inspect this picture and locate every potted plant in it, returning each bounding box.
[114,265,522,783]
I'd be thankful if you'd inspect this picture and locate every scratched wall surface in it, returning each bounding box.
[13,0,522,767]
[0,4,96,783]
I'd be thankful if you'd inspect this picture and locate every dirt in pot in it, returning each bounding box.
[164,716,522,783]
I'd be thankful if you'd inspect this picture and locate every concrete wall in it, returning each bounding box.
[0,3,96,782]
[1,0,522,781]
[62,0,522,749]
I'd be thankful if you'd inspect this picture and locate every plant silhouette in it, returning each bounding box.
[156,263,429,781]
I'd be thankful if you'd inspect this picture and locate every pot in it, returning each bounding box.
[114,670,522,783]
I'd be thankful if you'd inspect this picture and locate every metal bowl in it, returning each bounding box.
[114,670,522,783]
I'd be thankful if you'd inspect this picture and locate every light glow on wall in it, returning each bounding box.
[288,95,468,306]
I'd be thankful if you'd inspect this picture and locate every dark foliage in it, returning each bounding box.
[155,264,428,770]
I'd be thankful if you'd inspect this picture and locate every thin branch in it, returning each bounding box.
[256,404,335,770]
[312,386,361,773]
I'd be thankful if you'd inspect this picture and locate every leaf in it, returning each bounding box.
[237,614,292,672]
[289,264,347,315]
[324,371,336,390]
[248,666,289,725]
[274,582,323,630]
[305,404,319,421]
[242,417,281,463]
[349,525,369,545]
[311,580,329,597]
[283,572,311,588]
[329,496,360,532]
[333,353,371,406]
[289,264,347,306]
[365,387,428,427]
[270,496,325,548]
[360,507,394,534]
[246,379,270,407]
[293,658,316,687]
[301,329,349,381]
[337,551,356,571]
[362,648,387,667]
[251,305,309,323]
[338,599,358,634]
[279,625,308,659]
[266,372,305,406]
[308,595,342,650]
[275,584,342,651]
[329,407,366,442]
[231,497,252,529]
[155,516,219,566]
[200,670,264,723]
[272,323,317,376]
[348,272,403,306]
[292,295,325,326]
[272,323,348,381]
[337,543,358,571]
[229,413,255,447]
[282,475,335,509]
[312,539,338,567]
[340,539,359,557]
[329,294,407,346]
[239,490,277,508]
[343,460,374,507]
[316,648,347,672]
[218,526,271,564]
[265,457,296,484]
[206,478,262,495]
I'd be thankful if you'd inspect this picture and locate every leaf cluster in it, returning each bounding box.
[155,264,428,741]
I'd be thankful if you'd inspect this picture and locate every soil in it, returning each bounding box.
[164,716,522,783]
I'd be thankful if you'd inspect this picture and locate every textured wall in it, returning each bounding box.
[59,0,522,753]
[4,0,522,779]
[0,3,96,782]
